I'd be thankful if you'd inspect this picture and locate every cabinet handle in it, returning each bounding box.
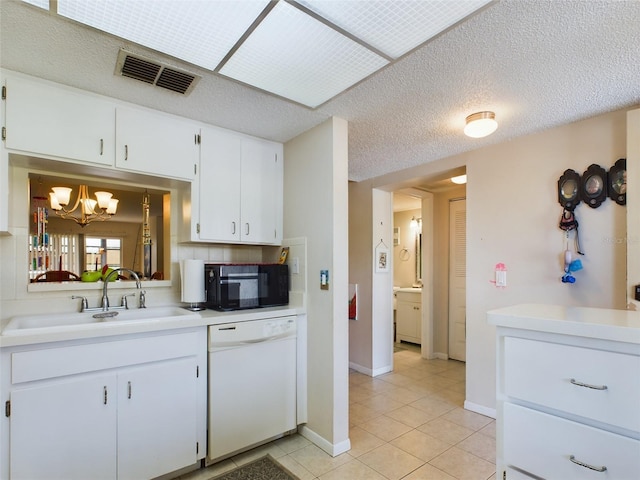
[100,138,104,155]
[245,223,250,236]
[570,378,608,390]
[124,144,128,161]
[569,455,607,472]
[127,381,132,399]
[231,222,236,235]
[103,386,108,405]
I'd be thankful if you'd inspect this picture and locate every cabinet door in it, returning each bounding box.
[10,374,117,480]
[396,301,420,342]
[240,138,283,244]
[4,75,115,166]
[198,126,242,242]
[115,106,199,181]
[117,357,198,480]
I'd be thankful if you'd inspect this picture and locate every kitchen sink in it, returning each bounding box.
[2,306,200,336]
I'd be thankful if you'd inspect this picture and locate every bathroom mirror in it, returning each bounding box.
[28,173,169,283]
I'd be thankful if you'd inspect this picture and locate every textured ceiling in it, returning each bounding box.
[1,0,639,182]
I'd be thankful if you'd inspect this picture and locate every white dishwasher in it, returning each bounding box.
[208,315,297,462]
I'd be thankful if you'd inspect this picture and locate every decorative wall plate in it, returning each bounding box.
[608,158,626,206]
[557,169,581,211]
[580,164,607,208]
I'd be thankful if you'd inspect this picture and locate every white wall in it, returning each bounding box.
[352,108,629,416]
[283,117,350,456]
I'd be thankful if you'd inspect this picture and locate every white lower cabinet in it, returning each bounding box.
[117,358,198,480]
[2,328,207,480]
[504,403,640,479]
[489,305,640,480]
[396,291,421,344]
[11,374,117,480]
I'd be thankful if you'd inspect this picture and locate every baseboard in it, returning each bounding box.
[348,361,372,375]
[372,364,393,376]
[298,425,351,457]
[464,400,497,419]
[433,352,449,360]
[348,361,392,377]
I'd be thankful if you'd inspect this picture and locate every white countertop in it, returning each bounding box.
[396,287,422,293]
[0,305,305,348]
[487,304,640,345]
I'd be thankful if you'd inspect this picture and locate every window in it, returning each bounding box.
[85,237,122,272]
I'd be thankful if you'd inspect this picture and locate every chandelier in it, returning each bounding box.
[49,185,119,227]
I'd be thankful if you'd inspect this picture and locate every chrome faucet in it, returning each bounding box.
[102,268,142,311]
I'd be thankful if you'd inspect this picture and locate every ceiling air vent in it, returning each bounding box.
[115,49,200,95]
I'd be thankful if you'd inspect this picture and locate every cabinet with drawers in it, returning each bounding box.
[488,304,640,479]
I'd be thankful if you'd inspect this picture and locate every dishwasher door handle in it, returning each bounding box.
[210,333,295,349]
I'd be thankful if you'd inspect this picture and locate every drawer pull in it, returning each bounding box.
[569,455,607,472]
[570,378,608,390]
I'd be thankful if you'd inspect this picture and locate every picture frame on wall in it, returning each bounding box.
[375,241,389,273]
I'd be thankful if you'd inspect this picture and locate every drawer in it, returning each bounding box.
[504,337,640,432]
[504,402,640,479]
[12,331,202,384]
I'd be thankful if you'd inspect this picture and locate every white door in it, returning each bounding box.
[448,198,466,361]
[117,357,198,480]
[10,374,117,480]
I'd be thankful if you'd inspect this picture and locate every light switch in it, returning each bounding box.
[292,257,299,275]
[320,270,329,290]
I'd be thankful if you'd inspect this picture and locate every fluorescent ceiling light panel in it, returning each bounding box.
[296,0,493,59]
[56,0,270,70]
[219,1,388,108]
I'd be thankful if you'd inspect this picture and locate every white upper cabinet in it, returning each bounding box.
[3,74,115,166]
[241,138,283,245]
[115,106,199,181]
[196,126,283,245]
[198,126,242,243]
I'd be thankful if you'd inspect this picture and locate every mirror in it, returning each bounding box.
[29,173,169,283]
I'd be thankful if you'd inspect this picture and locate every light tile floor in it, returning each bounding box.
[178,343,496,480]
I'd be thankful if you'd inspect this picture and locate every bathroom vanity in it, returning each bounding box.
[395,287,422,344]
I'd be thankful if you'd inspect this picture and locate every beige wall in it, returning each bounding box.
[348,180,374,371]
[351,108,629,416]
[284,117,350,455]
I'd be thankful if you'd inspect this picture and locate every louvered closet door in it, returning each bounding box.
[448,198,466,362]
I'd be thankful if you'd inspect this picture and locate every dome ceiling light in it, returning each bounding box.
[464,111,498,138]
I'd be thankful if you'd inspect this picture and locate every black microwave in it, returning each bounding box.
[204,263,289,311]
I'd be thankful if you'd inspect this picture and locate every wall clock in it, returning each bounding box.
[608,158,626,206]
[580,164,607,208]
[557,169,581,211]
